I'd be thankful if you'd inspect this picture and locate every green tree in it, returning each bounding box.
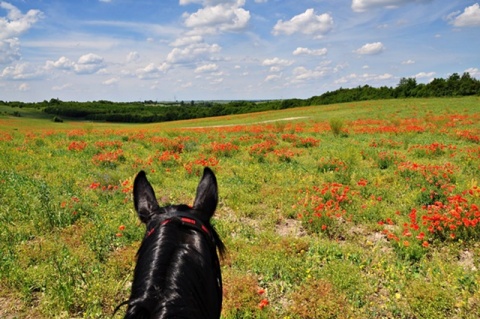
[395,77,417,98]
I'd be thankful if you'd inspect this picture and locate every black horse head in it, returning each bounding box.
[122,167,225,319]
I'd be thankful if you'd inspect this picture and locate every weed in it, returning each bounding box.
[329,118,346,137]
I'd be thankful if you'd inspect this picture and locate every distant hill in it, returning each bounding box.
[1,72,479,123]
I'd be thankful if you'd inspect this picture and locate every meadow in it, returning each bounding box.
[1,96,480,318]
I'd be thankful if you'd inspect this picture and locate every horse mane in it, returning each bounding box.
[123,205,225,319]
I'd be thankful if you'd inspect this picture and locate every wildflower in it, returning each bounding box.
[416,232,425,240]
[90,182,100,189]
[422,241,429,248]
[357,179,368,187]
[258,298,269,310]
[119,225,126,231]
[68,141,87,151]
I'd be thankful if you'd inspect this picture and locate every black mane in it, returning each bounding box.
[120,168,225,319]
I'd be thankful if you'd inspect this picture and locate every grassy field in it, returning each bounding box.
[1,97,480,318]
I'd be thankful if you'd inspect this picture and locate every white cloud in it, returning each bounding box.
[103,78,118,85]
[377,73,394,80]
[77,53,103,65]
[354,42,385,55]
[0,2,43,40]
[126,51,140,62]
[449,3,480,27]
[180,0,242,5]
[18,82,29,91]
[335,72,393,84]
[352,0,431,12]
[135,62,171,79]
[265,74,282,82]
[195,63,218,73]
[45,53,105,74]
[0,37,19,64]
[183,1,250,34]
[333,62,348,73]
[414,71,435,79]
[158,62,170,72]
[465,67,480,78]
[139,63,155,73]
[170,35,203,47]
[1,62,42,80]
[272,9,333,38]
[210,77,223,84]
[292,66,327,81]
[75,53,105,74]
[179,81,192,89]
[45,56,75,70]
[166,43,221,64]
[262,57,294,67]
[293,47,328,56]
[335,73,356,84]
[52,83,72,91]
[0,2,43,64]
[402,59,415,65]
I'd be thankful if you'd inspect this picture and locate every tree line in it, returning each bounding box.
[307,72,480,105]
[1,72,479,123]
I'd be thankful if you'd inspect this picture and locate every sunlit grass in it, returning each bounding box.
[1,96,480,318]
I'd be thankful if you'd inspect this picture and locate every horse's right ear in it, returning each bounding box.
[193,167,218,220]
[133,171,160,224]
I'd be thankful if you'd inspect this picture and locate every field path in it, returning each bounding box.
[183,116,308,129]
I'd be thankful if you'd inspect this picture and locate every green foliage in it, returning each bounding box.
[288,279,354,319]
[2,72,479,124]
[329,118,344,137]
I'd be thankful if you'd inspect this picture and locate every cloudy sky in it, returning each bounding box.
[1,0,479,102]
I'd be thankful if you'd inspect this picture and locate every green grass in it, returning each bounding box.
[1,96,480,318]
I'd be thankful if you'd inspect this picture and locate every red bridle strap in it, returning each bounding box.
[146,215,212,240]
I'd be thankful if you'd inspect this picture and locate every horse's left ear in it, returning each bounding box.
[133,171,160,224]
[193,167,218,219]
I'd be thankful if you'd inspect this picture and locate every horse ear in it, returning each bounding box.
[133,171,160,224]
[193,167,218,219]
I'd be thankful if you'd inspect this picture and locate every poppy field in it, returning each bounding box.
[1,97,480,318]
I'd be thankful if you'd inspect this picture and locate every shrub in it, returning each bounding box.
[329,118,344,137]
[289,279,353,319]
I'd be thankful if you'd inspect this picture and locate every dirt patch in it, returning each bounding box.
[459,250,478,272]
[366,231,387,244]
[275,218,306,237]
[185,116,309,129]
[0,294,41,319]
[259,116,308,123]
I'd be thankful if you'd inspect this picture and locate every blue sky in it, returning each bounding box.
[1,0,479,102]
